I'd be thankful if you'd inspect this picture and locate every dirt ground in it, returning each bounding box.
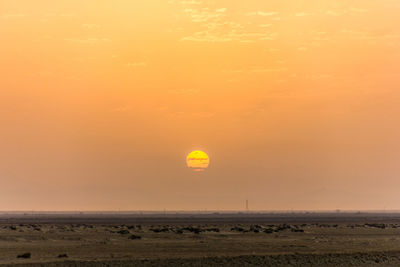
[1,213,400,266]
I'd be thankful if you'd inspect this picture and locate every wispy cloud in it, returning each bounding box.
[126,62,147,67]
[295,12,312,17]
[216,8,227,13]
[178,2,280,43]
[325,10,344,16]
[65,38,111,44]
[349,8,368,14]
[247,11,278,17]
[249,67,288,73]
[44,13,76,18]
[181,32,233,42]
[82,24,101,29]
[167,111,215,119]
[113,106,132,112]
[169,88,199,95]
[223,66,288,74]
[258,24,272,28]
[1,14,25,19]
[180,0,202,5]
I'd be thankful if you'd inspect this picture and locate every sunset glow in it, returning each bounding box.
[0,0,399,211]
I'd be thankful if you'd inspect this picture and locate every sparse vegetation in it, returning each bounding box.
[117,229,130,235]
[17,252,31,259]
[129,234,142,240]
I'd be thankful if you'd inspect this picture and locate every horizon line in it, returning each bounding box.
[1,209,400,214]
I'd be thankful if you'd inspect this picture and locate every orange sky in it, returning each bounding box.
[1,0,400,211]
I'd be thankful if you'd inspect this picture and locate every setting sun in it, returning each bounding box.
[186,151,210,172]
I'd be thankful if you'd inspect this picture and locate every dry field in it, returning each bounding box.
[1,213,400,266]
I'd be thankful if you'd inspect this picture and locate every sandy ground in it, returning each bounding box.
[1,213,400,266]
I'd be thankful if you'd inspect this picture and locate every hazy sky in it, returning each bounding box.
[1,0,400,211]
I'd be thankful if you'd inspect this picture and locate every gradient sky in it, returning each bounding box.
[1,0,400,211]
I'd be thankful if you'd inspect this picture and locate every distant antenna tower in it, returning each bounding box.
[246,199,249,213]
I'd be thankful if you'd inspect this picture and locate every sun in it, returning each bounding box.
[186,150,210,172]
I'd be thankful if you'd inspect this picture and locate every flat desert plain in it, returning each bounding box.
[1,213,400,266]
